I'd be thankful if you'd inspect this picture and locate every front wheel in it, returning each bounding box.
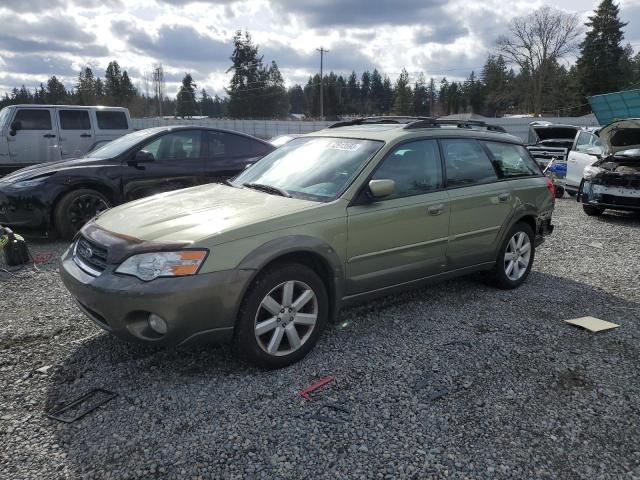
[54,189,111,240]
[583,204,605,216]
[488,222,535,290]
[233,263,328,369]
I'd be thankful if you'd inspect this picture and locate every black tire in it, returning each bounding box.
[582,204,605,216]
[554,185,565,198]
[233,263,329,369]
[566,190,576,197]
[54,189,111,240]
[488,221,535,290]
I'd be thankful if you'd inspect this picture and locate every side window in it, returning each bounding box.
[441,139,498,187]
[96,111,128,130]
[141,131,202,161]
[14,109,52,130]
[371,139,442,199]
[59,110,91,130]
[206,131,269,158]
[575,132,594,152]
[483,142,539,178]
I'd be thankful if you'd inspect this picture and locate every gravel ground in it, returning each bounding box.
[1,198,640,479]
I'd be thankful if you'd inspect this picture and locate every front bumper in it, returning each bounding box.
[579,180,640,211]
[0,184,56,229]
[59,246,254,346]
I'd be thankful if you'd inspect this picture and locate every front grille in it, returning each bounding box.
[73,237,108,276]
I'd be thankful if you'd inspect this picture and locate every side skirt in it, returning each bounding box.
[339,261,496,308]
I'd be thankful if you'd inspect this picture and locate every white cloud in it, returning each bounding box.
[0,0,637,97]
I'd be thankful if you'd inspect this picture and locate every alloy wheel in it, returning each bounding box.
[68,194,109,227]
[504,231,531,281]
[254,280,318,356]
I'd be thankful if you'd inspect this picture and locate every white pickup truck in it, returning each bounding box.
[0,105,132,175]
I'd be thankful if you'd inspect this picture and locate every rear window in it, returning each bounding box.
[59,110,91,130]
[14,109,51,130]
[96,111,128,130]
[483,142,540,178]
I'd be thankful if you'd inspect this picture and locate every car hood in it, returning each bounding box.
[94,183,321,244]
[599,118,640,154]
[0,156,110,183]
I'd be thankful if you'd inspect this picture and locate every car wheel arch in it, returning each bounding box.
[236,236,345,322]
[50,182,117,228]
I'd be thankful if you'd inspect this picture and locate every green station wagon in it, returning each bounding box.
[60,117,555,368]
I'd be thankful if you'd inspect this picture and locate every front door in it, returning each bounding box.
[440,138,514,269]
[346,139,450,295]
[122,130,206,201]
[7,108,60,165]
[57,109,94,159]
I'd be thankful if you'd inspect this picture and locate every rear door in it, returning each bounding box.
[566,132,602,189]
[122,129,206,201]
[441,138,514,269]
[57,108,94,159]
[203,131,273,183]
[7,108,60,165]
[346,139,450,294]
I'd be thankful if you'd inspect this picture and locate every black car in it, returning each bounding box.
[0,126,274,239]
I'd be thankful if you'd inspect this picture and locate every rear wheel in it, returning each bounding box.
[54,189,111,240]
[582,204,605,216]
[554,185,565,198]
[233,263,328,369]
[488,222,535,290]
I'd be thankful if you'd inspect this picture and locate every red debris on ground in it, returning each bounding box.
[298,375,335,401]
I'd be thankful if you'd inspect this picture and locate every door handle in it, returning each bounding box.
[43,133,56,138]
[80,133,92,138]
[498,193,511,202]
[428,204,444,216]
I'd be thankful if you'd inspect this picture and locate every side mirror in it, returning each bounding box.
[368,179,395,200]
[9,121,21,136]
[586,146,602,156]
[131,150,155,163]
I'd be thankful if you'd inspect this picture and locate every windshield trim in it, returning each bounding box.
[230,136,385,203]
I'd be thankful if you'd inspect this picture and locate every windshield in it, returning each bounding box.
[231,136,383,201]
[85,129,163,158]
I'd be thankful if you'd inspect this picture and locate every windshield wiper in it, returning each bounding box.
[243,183,291,197]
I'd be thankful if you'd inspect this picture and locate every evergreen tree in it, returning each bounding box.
[370,69,384,113]
[427,78,437,117]
[288,85,306,114]
[227,30,263,117]
[76,67,97,105]
[577,0,627,96]
[392,69,413,115]
[104,61,122,105]
[360,71,371,113]
[176,73,198,117]
[345,72,360,114]
[481,55,511,117]
[120,71,137,106]
[381,76,394,113]
[260,61,289,117]
[46,76,67,104]
[412,73,429,116]
[463,71,485,113]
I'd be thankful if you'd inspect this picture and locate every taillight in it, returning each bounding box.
[546,178,555,200]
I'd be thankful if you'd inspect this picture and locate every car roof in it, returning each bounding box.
[7,104,129,111]
[305,122,523,144]
[136,125,272,144]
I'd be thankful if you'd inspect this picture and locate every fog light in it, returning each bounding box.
[148,313,168,334]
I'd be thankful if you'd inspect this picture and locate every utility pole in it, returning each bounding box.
[316,47,328,120]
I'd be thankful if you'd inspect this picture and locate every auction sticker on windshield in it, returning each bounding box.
[328,141,363,151]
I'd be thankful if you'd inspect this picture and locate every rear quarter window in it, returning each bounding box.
[96,111,128,130]
[483,142,540,178]
[441,138,498,187]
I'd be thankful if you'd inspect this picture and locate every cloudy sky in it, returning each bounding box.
[0,0,639,97]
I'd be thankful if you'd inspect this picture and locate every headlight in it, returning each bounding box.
[115,250,208,281]
[583,165,604,179]
[11,178,48,189]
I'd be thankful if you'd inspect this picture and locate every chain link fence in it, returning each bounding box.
[131,116,600,142]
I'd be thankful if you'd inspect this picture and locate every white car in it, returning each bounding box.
[0,105,132,175]
[565,129,604,196]
[578,118,640,216]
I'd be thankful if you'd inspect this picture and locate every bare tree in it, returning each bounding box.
[496,6,581,115]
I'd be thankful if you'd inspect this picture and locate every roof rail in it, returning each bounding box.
[404,118,507,133]
[328,116,434,128]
